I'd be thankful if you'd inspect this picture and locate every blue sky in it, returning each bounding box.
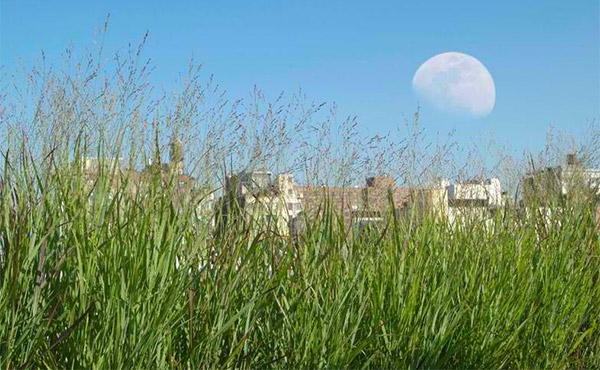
[1,0,598,155]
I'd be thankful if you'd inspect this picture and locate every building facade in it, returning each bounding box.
[411,177,505,227]
[522,154,600,205]
[216,170,301,236]
[79,139,215,221]
[295,175,411,229]
[521,154,600,228]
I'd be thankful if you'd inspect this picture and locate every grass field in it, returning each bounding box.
[1,148,599,369]
[0,39,599,367]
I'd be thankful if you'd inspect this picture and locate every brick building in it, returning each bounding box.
[295,175,411,227]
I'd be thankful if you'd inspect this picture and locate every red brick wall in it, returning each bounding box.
[296,185,410,222]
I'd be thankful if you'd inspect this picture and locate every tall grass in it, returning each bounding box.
[1,140,599,368]
[1,27,600,368]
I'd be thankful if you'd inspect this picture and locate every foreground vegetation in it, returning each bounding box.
[0,149,599,369]
[1,29,599,368]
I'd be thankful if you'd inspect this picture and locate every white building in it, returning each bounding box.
[522,154,600,203]
[276,173,303,219]
[521,154,600,230]
[219,170,302,235]
[412,177,505,227]
[446,178,504,226]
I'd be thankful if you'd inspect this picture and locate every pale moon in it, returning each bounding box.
[412,52,496,118]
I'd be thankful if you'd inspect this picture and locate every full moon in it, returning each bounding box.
[412,52,495,118]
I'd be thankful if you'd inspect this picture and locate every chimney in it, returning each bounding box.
[566,153,579,167]
[366,175,395,188]
[170,138,184,174]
